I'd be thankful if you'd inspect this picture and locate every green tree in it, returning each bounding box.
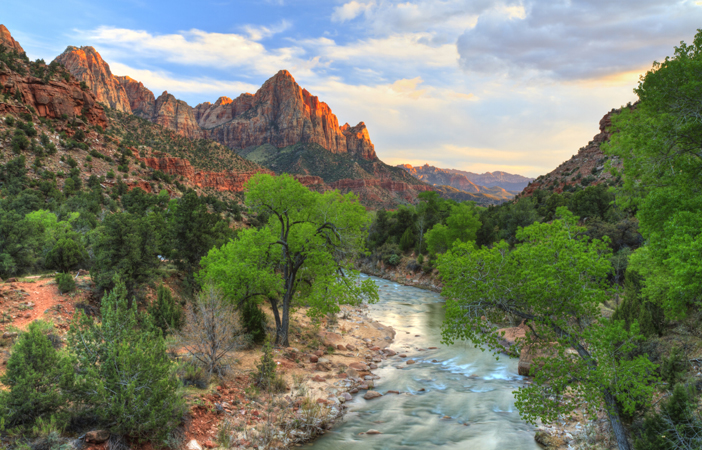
[604,30,702,316]
[0,321,75,427]
[168,190,233,283]
[438,208,656,450]
[90,212,161,296]
[199,174,378,347]
[425,202,481,254]
[68,277,184,440]
[0,209,43,278]
[46,237,87,273]
[148,284,183,334]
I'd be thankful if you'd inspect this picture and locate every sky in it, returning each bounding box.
[5,0,702,177]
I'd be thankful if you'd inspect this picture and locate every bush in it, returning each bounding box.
[660,347,687,386]
[417,254,424,265]
[177,285,245,376]
[67,277,185,440]
[175,358,209,389]
[241,300,267,344]
[385,254,401,266]
[55,273,75,293]
[634,383,702,449]
[106,170,115,179]
[0,321,75,427]
[255,338,286,392]
[148,284,183,335]
[5,116,15,126]
[46,238,87,273]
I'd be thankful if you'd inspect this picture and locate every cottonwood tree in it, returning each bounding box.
[199,174,378,347]
[604,30,702,317]
[438,208,656,450]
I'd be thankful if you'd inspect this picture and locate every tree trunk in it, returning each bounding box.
[603,388,632,450]
[279,298,289,347]
[268,297,282,345]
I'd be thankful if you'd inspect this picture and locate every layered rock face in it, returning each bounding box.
[138,156,271,192]
[54,46,131,113]
[196,70,376,160]
[152,92,201,140]
[0,25,24,54]
[341,122,376,160]
[55,48,379,161]
[0,61,107,128]
[115,76,155,119]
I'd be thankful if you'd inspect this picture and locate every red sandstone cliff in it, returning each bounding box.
[54,48,380,160]
[0,25,24,54]
[0,57,107,128]
[152,92,201,140]
[341,122,377,160]
[115,75,155,119]
[54,46,131,113]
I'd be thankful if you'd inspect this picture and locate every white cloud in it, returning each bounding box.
[242,20,291,41]
[331,1,375,22]
[79,26,306,76]
[109,62,259,100]
[457,0,702,80]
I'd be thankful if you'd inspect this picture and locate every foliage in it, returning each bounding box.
[46,238,87,273]
[90,212,161,296]
[241,299,267,344]
[634,384,702,450]
[55,273,75,294]
[0,321,75,428]
[604,30,702,316]
[148,284,183,335]
[200,174,378,347]
[67,277,184,440]
[255,337,285,392]
[425,202,481,253]
[438,207,656,450]
[612,270,664,337]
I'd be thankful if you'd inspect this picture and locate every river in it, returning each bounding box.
[309,275,541,450]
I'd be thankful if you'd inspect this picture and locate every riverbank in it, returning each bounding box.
[355,263,608,450]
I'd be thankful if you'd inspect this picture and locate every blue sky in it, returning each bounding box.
[6,0,702,177]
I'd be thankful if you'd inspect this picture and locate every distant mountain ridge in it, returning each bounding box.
[398,163,532,198]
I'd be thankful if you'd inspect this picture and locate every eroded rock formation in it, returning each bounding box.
[115,76,155,119]
[54,46,131,112]
[0,25,24,54]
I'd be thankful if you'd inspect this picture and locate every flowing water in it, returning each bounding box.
[309,276,541,450]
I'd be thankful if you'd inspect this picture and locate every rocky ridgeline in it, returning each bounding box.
[520,109,624,197]
[55,48,377,161]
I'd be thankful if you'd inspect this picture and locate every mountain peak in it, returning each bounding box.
[0,25,25,54]
[54,45,132,113]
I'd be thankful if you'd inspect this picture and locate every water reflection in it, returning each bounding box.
[309,276,540,450]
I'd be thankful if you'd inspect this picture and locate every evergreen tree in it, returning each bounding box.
[68,277,184,440]
[148,284,183,334]
[0,321,75,427]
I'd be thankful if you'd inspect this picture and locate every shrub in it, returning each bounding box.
[417,254,424,265]
[5,116,15,126]
[47,238,87,274]
[0,321,75,427]
[385,254,401,266]
[241,300,267,344]
[177,285,245,376]
[255,338,286,392]
[55,273,76,293]
[67,277,185,440]
[660,347,687,386]
[11,133,29,153]
[634,384,702,450]
[106,170,114,179]
[148,284,183,335]
[175,358,209,389]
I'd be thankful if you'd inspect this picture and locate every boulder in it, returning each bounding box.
[406,360,416,365]
[320,331,343,347]
[383,349,397,356]
[186,440,202,450]
[534,431,566,448]
[363,391,382,400]
[365,429,382,435]
[349,362,369,371]
[85,430,110,444]
[346,343,357,351]
[309,355,318,363]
